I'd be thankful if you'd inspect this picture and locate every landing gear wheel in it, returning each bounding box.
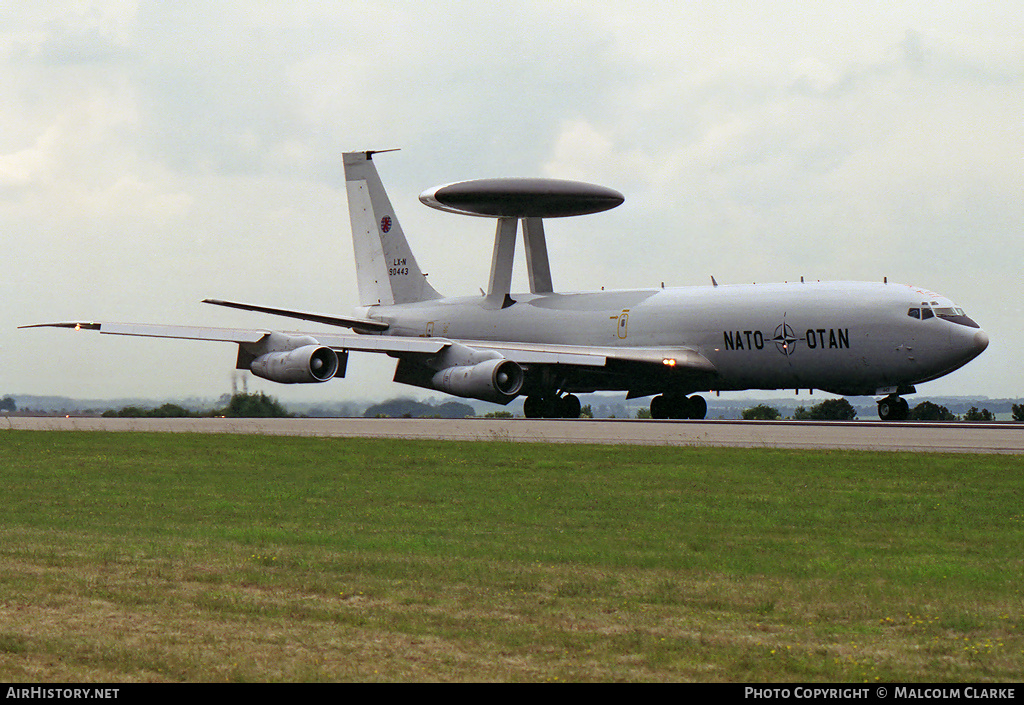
[650,394,707,420]
[877,395,909,421]
[524,394,582,419]
[560,394,582,419]
[686,395,707,420]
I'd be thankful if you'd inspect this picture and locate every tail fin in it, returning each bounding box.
[344,151,442,306]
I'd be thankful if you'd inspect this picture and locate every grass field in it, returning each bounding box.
[1,430,1021,682]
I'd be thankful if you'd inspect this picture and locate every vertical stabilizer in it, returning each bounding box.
[344,151,442,306]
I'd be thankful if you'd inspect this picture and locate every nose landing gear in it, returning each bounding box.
[877,394,910,421]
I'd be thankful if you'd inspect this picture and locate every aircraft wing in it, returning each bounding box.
[21,321,714,370]
[20,321,269,343]
[21,321,714,403]
[460,339,717,371]
[19,321,445,355]
[453,339,717,399]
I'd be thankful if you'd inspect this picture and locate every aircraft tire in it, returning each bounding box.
[877,395,909,422]
[687,395,707,420]
[650,395,669,419]
[526,395,580,419]
[561,394,582,419]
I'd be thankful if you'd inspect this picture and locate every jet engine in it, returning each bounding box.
[250,344,339,384]
[431,358,524,404]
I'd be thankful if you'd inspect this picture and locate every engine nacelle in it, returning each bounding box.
[250,345,339,384]
[431,358,524,404]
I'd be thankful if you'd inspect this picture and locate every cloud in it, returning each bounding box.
[3,2,1022,401]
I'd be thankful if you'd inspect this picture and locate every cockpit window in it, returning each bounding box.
[908,305,978,327]
[935,306,980,328]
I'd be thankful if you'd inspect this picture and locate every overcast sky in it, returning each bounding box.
[3,2,1021,405]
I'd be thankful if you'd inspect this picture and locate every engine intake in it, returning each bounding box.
[250,345,339,384]
[431,358,524,404]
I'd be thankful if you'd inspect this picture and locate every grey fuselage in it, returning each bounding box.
[362,280,988,397]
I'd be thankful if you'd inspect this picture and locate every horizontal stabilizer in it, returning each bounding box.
[202,299,389,332]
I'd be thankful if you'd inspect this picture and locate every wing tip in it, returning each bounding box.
[18,322,101,330]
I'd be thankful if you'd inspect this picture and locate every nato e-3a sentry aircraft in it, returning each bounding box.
[23,150,989,421]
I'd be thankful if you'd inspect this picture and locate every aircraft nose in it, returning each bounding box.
[973,329,989,354]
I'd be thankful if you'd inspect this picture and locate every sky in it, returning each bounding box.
[2,1,1022,405]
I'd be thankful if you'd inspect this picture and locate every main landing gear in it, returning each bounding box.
[877,394,910,421]
[650,394,707,420]
[523,394,582,419]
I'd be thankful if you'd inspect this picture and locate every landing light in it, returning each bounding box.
[662,358,677,367]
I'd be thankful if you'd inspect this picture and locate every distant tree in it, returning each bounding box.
[483,410,514,418]
[0,396,15,412]
[108,405,149,417]
[963,406,994,422]
[579,404,594,419]
[635,407,652,419]
[221,392,293,418]
[742,404,781,420]
[364,398,421,418]
[103,403,198,418]
[149,403,192,418]
[908,401,957,421]
[1012,404,1024,422]
[435,401,476,418]
[362,398,473,419]
[793,398,857,421]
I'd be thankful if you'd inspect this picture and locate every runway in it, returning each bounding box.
[6,416,1023,454]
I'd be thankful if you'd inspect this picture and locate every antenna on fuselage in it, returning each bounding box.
[419,178,624,309]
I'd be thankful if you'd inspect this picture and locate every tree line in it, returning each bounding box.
[5,392,1024,421]
[101,392,292,418]
[742,400,1023,421]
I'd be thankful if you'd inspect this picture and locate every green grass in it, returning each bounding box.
[1,430,1022,681]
